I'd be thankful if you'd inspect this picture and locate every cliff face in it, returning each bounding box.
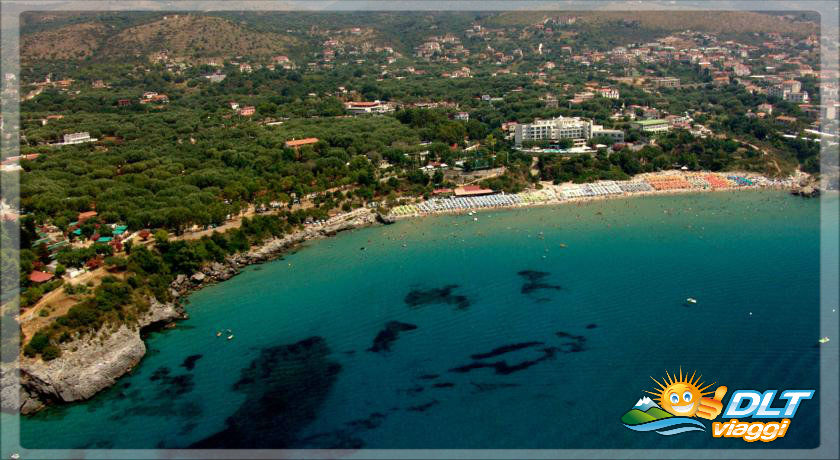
[14,299,183,414]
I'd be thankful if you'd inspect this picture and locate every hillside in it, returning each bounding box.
[106,14,299,60]
[20,22,109,61]
[20,14,299,63]
[490,10,818,37]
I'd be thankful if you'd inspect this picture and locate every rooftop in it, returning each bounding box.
[29,271,54,283]
[634,119,669,126]
[285,138,320,147]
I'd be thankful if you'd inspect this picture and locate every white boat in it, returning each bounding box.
[819,337,830,344]
[227,334,235,340]
[686,298,697,304]
[216,331,222,337]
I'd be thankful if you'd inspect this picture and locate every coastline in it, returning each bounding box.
[9,208,379,415]
[9,171,808,414]
[389,171,802,220]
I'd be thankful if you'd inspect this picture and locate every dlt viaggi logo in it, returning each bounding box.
[621,369,814,442]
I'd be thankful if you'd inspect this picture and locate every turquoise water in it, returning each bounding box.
[18,191,825,450]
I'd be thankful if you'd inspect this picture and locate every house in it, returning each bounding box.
[631,119,671,133]
[345,100,393,115]
[61,132,96,145]
[117,99,132,107]
[238,106,255,116]
[204,73,226,83]
[229,101,240,110]
[713,75,730,86]
[649,77,680,88]
[285,138,320,149]
[140,93,169,104]
[454,112,469,121]
[29,271,54,283]
[454,185,494,197]
[596,87,620,99]
[757,103,773,115]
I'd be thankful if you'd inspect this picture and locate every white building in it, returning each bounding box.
[596,87,620,99]
[61,132,96,145]
[514,116,593,145]
[631,119,670,133]
[768,85,809,103]
[345,100,394,115]
[591,127,624,143]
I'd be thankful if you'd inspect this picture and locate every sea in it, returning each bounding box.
[14,190,829,451]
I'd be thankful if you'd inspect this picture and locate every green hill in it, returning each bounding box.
[646,407,673,420]
[621,407,673,425]
[621,409,656,425]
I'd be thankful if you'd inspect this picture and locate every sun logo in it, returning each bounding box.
[647,369,727,420]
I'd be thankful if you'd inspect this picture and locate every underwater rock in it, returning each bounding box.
[407,400,440,412]
[368,321,418,353]
[450,347,560,376]
[470,341,544,360]
[404,285,470,310]
[518,270,562,294]
[556,331,587,353]
[180,354,203,371]
[470,382,521,392]
[191,336,341,448]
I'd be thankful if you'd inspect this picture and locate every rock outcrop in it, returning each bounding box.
[171,209,377,295]
[13,299,183,414]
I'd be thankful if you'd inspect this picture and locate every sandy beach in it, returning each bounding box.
[388,171,800,220]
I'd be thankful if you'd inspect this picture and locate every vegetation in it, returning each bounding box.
[8,9,824,360]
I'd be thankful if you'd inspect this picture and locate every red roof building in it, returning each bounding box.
[285,138,320,149]
[454,185,494,197]
[78,211,97,223]
[29,271,54,283]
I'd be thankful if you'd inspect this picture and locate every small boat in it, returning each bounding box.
[819,337,830,344]
[227,334,235,340]
[216,331,222,337]
[686,298,697,304]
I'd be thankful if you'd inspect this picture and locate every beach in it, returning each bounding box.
[389,171,799,219]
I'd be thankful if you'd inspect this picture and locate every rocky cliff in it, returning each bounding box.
[5,209,377,414]
[9,299,183,414]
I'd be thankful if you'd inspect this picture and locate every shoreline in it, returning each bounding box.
[9,172,806,414]
[10,208,379,415]
[389,171,800,220]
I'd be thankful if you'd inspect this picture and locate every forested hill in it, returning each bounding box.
[20,10,818,66]
[20,13,300,63]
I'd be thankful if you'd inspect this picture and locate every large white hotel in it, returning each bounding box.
[514,116,623,146]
